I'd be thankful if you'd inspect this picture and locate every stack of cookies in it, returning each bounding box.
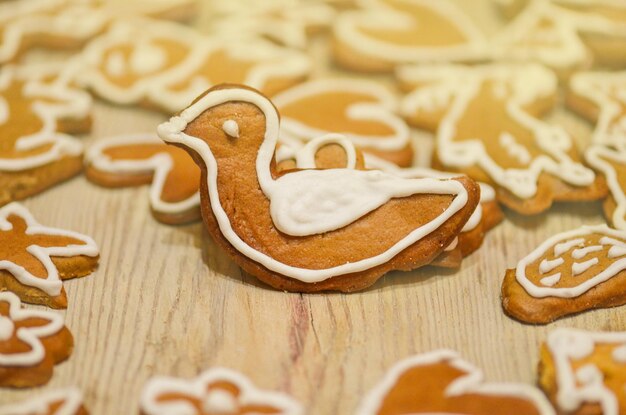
[1,0,626,413]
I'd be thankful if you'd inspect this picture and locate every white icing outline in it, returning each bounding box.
[158,87,469,282]
[490,0,588,70]
[356,349,555,415]
[399,63,595,199]
[140,367,302,415]
[0,387,83,415]
[79,19,311,112]
[333,0,488,65]
[273,78,410,152]
[586,146,626,230]
[86,133,200,217]
[516,224,626,298]
[552,0,626,38]
[547,328,626,415]
[0,202,99,296]
[570,71,626,151]
[0,291,65,367]
[0,63,90,172]
[293,134,358,170]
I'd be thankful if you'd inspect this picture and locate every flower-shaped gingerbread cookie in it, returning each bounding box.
[140,368,302,415]
[79,19,311,113]
[357,349,555,414]
[158,85,480,293]
[0,202,99,309]
[273,78,413,167]
[0,387,87,414]
[539,328,626,415]
[85,133,201,225]
[0,62,92,207]
[398,63,606,214]
[0,291,73,388]
[502,225,626,323]
[332,0,488,72]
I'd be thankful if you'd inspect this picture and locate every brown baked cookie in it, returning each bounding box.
[277,140,502,268]
[0,0,198,65]
[0,63,92,207]
[140,368,302,415]
[85,133,201,225]
[502,225,626,324]
[0,387,88,414]
[356,349,554,414]
[332,0,488,72]
[0,291,73,388]
[158,84,480,292]
[398,63,606,215]
[0,203,99,309]
[78,18,310,113]
[273,78,414,167]
[539,328,626,415]
[568,71,626,231]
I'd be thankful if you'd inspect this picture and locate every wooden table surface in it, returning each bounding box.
[2,1,626,413]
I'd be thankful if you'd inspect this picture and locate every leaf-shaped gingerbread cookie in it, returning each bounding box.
[273,78,413,167]
[140,367,302,415]
[356,349,555,415]
[0,63,92,207]
[398,63,606,215]
[0,387,88,414]
[539,328,626,415]
[158,84,480,293]
[0,291,73,388]
[568,71,626,230]
[332,0,487,72]
[85,133,201,225]
[79,18,310,113]
[502,225,626,323]
[0,202,99,309]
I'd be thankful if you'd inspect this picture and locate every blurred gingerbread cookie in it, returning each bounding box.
[502,225,626,323]
[85,133,200,225]
[0,203,99,309]
[539,328,626,415]
[273,78,413,167]
[332,0,488,72]
[140,367,302,415]
[399,63,606,214]
[0,63,92,207]
[79,19,310,113]
[0,387,88,414]
[0,291,73,388]
[158,85,480,292]
[357,349,554,414]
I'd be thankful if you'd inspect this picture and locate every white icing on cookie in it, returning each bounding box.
[273,78,410,152]
[539,257,564,274]
[586,146,626,231]
[547,328,626,415]
[515,225,626,298]
[0,63,90,172]
[86,133,200,217]
[333,0,488,65]
[293,134,358,170]
[0,387,83,415]
[140,367,302,415]
[399,63,595,199]
[540,273,561,287]
[158,87,469,282]
[0,291,64,367]
[222,120,239,138]
[355,349,555,415]
[0,202,99,296]
[571,245,603,259]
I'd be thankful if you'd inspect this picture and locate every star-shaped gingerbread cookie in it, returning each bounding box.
[0,203,99,309]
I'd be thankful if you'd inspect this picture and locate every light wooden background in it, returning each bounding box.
[2,1,626,413]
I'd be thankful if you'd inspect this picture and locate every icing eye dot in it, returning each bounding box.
[222,120,239,138]
[203,389,237,414]
[0,316,14,342]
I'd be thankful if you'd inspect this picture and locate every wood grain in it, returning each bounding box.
[2,1,626,413]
